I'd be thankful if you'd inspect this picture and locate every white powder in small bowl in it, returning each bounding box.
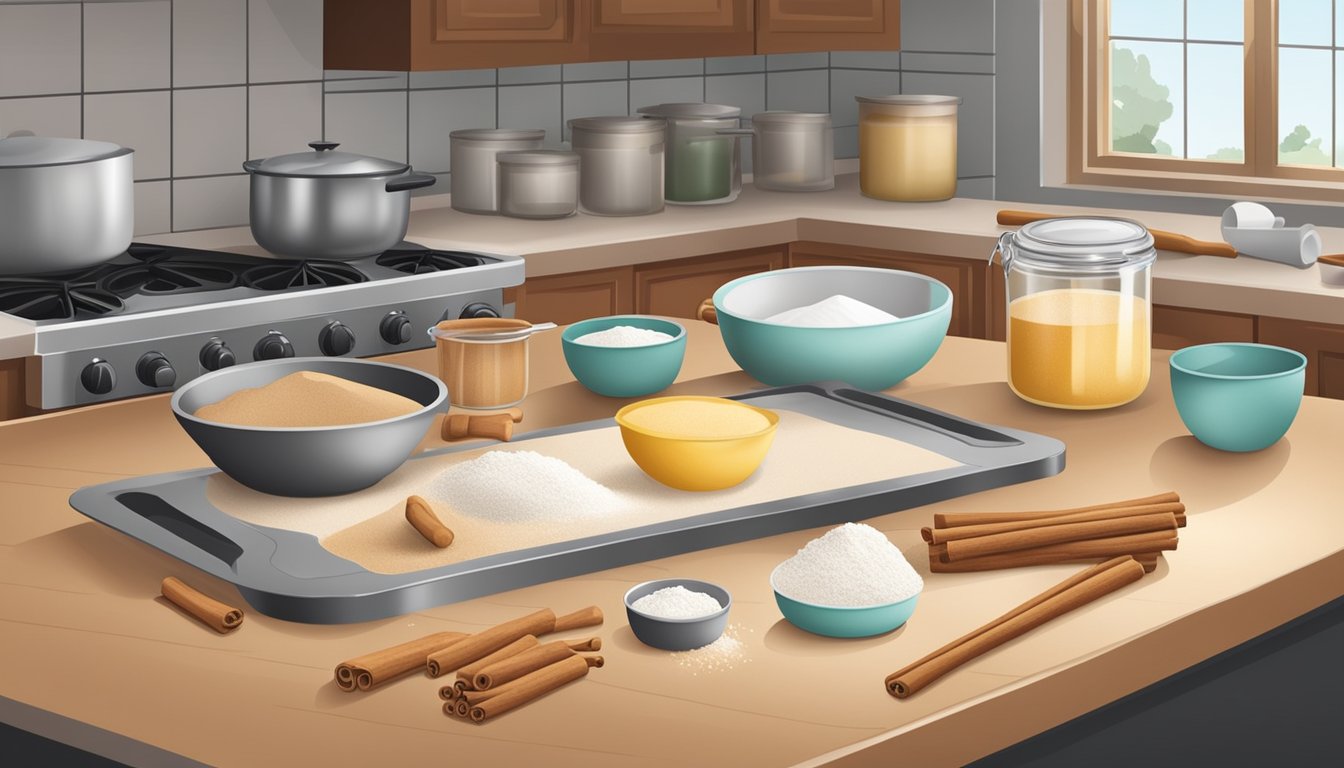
[772,522,923,607]
[763,294,901,327]
[426,450,623,523]
[573,325,675,347]
[631,585,723,620]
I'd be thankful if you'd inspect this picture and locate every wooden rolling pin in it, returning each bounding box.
[997,209,1238,259]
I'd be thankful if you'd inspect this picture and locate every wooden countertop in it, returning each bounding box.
[1,324,1342,767]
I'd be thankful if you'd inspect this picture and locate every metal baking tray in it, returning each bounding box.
[69,383,1065,624]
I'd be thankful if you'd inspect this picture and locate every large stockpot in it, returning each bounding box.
[242,141,437,260]
[637,102,742,204]
[0,135,134,275]
[449,128,545,214]
[568,116,666,216]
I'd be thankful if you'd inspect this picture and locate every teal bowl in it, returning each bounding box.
[770,564,920,638]
[1169,342,1306,452]
[712,267,952,390]
[562,315,687,397]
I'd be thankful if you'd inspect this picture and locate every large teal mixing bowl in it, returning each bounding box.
[711,267,952,390]
[1169,342,1306,452]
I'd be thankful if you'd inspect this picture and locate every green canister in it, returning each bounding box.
[636,103,742,205]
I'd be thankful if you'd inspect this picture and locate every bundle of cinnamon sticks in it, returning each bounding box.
[923,492,1185,573]
[332,604,605,723]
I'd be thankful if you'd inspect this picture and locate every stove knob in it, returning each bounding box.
[319,321,357,356]
[200,339,236,371]
[459,302,501,320]
[136,353,176,388]
[253,332,295,361]
[379,312,413,345]
[79,359,116,395]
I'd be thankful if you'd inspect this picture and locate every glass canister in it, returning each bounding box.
[568,116,666,216]
[496,149,579,219]
[856,95,961,201]
[993,217,1157,410]
[449,128,545,214]
[728,111,834,192]
[636,103,742,205]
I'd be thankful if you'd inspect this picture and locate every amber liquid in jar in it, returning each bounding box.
[1008,289,1150,409]
[858,113,957,201]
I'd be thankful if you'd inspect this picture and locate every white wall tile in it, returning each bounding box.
[0,4,81,97]
[829,51,901,70]
[705,74,766,120]
[629,77,704,113]
[766,53,827,71]
[630,58,704,79]
[84,1,171,92]
[173,87,247,177]
[323,71,408,92]
[0,95,80,139]
[249,0,323,83]
[563,61,628,81]
[902,0,996,54]
[409,69,496,89]
[84,91,171,179]
[901,71,995,177]
[955,177,995,199]
[324,90,407,163]
[409,88,496,173]
[174,0,247,87]
[766,69,829,113]
[705,55,764,74]
[498,84,563,147]
[830,69,901,126]
[249,82,322,160]
[133,180,171,235]
[173,175,249,231]
[561,81,628,141]
[499,65,562,85]
[834,125,859,158]
[902,52,995,74]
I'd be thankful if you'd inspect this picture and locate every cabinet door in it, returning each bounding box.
[787,242,984,338]
[757,0,899,54]
[1152,305,1256,351]
[0,358,36,422]
[508,265,635,326]
[1257,316,1344,399]
[634,246,786,318]
[590,0,754,60]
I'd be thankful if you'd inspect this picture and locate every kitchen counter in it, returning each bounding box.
[1,324,1342,767]
[5,172,1344,360]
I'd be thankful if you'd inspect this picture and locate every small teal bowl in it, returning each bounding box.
[1170,342,1306,452]
[770,564,920,638]
[562,315,686,397]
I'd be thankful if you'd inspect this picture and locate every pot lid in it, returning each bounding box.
[449,128,546,142]
[496,149,579,166]
[243,140,410,178]
[999,217,1156,273]
[637,102,741,119]
[0,135,132,168]
[568,116,665,134]
[855,94,963,106]
[749,111,831,125]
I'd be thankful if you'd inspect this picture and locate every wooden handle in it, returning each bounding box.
[996,209,1238,259]
[696,299,718,325]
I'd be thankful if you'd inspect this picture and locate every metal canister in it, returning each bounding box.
[449,128,545,214]
[728,111,834,192]
[496,149,579,219]
[568,116,666,216]
[636,103,742,205]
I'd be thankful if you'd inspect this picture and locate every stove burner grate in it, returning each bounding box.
[241,260,367,291]
[375,247,489,274]
[0,277,125,321]
[100,244,244,296]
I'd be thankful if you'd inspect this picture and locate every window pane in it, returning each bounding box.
[1338,0,1344,45]
[1111,42,1184,157]
[1188,0,1244,42]
[1337,52,1344,166]
[1278,48,1333,166]
[1279,0,1333,47]
[1110,0,1183,39]
[1188,44,1244,160]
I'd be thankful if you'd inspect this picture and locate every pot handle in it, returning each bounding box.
[241,159,263,173]
[386,172,438,193]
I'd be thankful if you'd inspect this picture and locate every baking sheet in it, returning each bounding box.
[68,384,1065,623]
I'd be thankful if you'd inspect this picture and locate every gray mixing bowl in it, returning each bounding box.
[624,578,732,651]
[171,358,447,497]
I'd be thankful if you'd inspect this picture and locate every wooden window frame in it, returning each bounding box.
[1067,0,1344,203]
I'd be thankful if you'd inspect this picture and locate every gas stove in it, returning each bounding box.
[3,242,524,409]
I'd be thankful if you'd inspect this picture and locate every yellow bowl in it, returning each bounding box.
[615,396,779,491]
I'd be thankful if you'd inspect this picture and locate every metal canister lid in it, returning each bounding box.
[568,116,666,134]
[496,149,579,167]
[449,128,546,143]
[856,94,962,106]
[637,102,742,120]
[997,216,1157,275]
[749,111,831,126]
[0,135,132,167]
[243,140,408,178]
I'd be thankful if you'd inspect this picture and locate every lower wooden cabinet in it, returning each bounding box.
[634,246,787,318]
[506,265,634,326]
[1152,305,1256,351]
[1257,316,1344,399]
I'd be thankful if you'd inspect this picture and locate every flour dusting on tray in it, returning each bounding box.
[426,449,624,523]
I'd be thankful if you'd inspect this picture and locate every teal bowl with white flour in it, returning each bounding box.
[562,315,687,397]
[710,266,952,390]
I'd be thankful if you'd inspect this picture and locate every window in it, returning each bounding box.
[1068,0,1344,200]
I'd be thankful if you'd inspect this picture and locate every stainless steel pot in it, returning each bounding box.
[720,112,834,192]
[0,135,134,275]
[242,141,437,260]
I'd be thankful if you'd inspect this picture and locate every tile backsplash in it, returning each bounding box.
[0,0,996,235]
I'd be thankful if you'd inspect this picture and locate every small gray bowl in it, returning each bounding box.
[171,357,447,497]
[624,578,731,651]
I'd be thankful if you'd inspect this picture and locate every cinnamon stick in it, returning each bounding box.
[474,640,576,690]
[886,556,1146,697]
[441,412,515,442]
[405,495,454,548]
[468,655,603,723]
[456,635,539,688]
[334,630,466,691]
[941,513,1178,561]
[160,577,244,634]
[922,502,1186,543]
[930,530,1178,572]
[565,637,602,652]
[1134,553,1160,573]
[933,492,1180,529]
[425,606,603,678]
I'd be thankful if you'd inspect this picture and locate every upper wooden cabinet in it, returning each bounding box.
[325,0,898,71]
[590,0,754,60]
[757,0,899,53]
